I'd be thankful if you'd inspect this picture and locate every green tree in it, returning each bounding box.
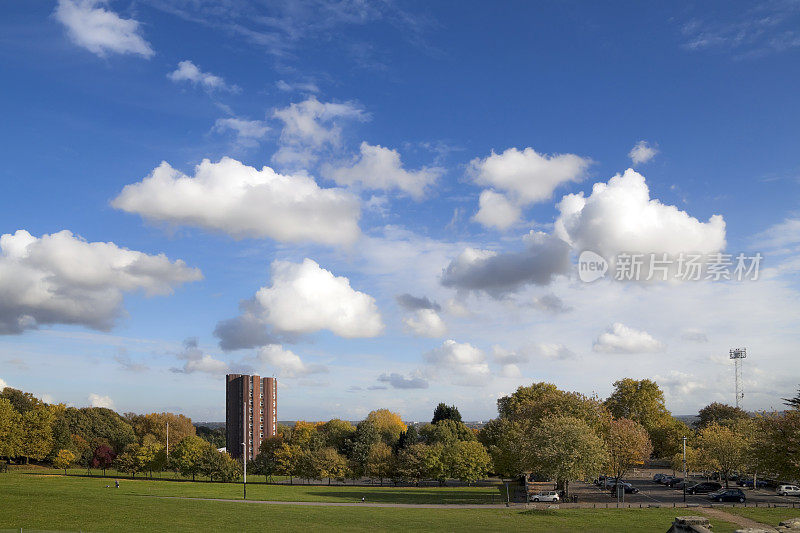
[115,443,142,477]
[53,449,76,475]
[498,382,610,432]
[396,443,429,485]
[0,398,22,460]
[170,435,206,481]
[445,440,491,485]
[318,419,355,455]
[527,416,607,497]
[478,418,527,479]
[432,403,462,424]
[315,447,349,485]
[195,425,226,448]
[60,407,136,453]
[696,402,749,429]
[366,442,394,485]
[605,378,670,431]
[783,387,800,410]
[0,388,43,414]
[648,416,693,459]
[20,406,54,463]
[420,419,476,446]
[753,411,800,482]
[251,435,283,482]
[139,434,166,476]
[606,418,653,482]
[396,425,419,451]
[423,444,448,486]
[697,422,749,487]
[274,443,301,485]
[348,420,381,478]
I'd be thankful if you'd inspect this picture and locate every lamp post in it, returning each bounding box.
[242,441,247,500]
[682,436,687,503]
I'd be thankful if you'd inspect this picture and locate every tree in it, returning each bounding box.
[498,382,610,432]
[366,442,394,485]
[318,419,355,455]
[605,379,670,430]
[0,398,22,460]
[606,418,653,482]
[754,410,800,481]
[53,449,76,475]
[116,444,143,478]
[315,447,349,485]
[274,443,301,484]
[365,409,407,446]
[170,435,206,481]
[423,444,448,486]
[20,406,54,463]
[445,441,491,485]
[195,425,225,448]
[527,416,607,497]
[697,422,749,488]
[420,420,475,446]
[478,418,527,479]
[432,403,462,424]
[92,444,116,475]
[126,412,196,450]
[60,407,136,453]
[648,416,693,459]
[288,421,322,450]
[0,388,43,414]
[397,443,429,485]
[139,434,166,476]
[696,402,749,429]
[395,425,419,452]
[348,420,381,478]
[251,435,283,482]
[671,446,704,475]
[783,388,800,410]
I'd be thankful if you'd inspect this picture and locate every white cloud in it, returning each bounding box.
[323,142,442,199]
[424,339,490,386]
[402,308,447,338]
[0,377,7,390]
[223,258,384,338]
[258,344,326,378]
[168,60,238,92]
[555,168,726,259]
[272,97,368,167]
[275,79,320,93]
[88,393,114,409]
[441,231,571,295]
[593,323,665,354]
[472,190,521,230]
[213,118,269,146]
[628,140,658,165]
[753,218,800,250]
[112,157,361,246]
[681,328,709,343]
[469,147,591,223]
[171,338,228,375]
[0,229,201,334]
[654,370,706,397]
[54,0,154,58]
[528,343,576,360]
[377,371,429,389]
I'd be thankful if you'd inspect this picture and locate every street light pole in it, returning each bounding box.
[682,436,687,503]
[242,441,247,500]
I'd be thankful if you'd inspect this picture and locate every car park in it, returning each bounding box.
[667,477,684,488]
[687,482,722,494]
[778,485,800,497]
[610,482,639,494]
[659,476,675,485]
[530,491,560,502]
[709,488,746,503]
[739,479,769,489]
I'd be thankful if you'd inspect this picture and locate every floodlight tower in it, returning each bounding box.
[729,348,747,408]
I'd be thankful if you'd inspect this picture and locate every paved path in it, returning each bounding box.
[699,507,777,532]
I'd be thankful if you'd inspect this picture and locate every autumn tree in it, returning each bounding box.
[432,403,462,424]
[0,388,43,414]
[315,447,349,485]
[20,405,54,463]
[445,440,491,485]
[92,444,116,475]
[366,409,407,446]
[606,418,653,482]
[53,449,76,475]
[753,410,800,481]
[170,435,206,481]
[498,382,610,433]
[397,443,429,485]
[251,435,283,482]
[274,443,301,484]
[697,422,749,487]
[0,398,22,460]
[420,419,475,446]
[349,420,381,478]
[648,416,693,459]
[696,403,749,429]
[318,419,355,455]
[366,442,394,484]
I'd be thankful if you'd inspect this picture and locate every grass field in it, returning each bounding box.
[0,471,755,532]
[725,506,800,526]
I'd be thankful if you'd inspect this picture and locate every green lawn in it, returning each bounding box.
[725,506,800,526]
[0,472,746,532]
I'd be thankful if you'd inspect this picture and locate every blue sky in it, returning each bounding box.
[1,0,799,422]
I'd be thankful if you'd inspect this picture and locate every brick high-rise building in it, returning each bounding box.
[226,374,277,460]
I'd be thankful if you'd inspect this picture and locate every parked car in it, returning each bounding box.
[653,473,666,483]
[673,481,693,491]
[530,491,560,502]
[610,482,640,494]
[739,479,769,489]
[668,477,684,488]
[777,485,800,497]
[595,476,617,487]
[660,475,675,485]
[709,488,746,503]
[687,482,722,494]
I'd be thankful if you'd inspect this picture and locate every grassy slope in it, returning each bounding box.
[0,473,745,532]
[725,506,800,526]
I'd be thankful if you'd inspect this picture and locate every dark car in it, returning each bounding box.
[653,473,666,483]
[610,482,640,494]
[687,482,722,494]
[709,488,746,503]
[673,481,693,491]
[660,475,675,485]
[739,479,769,489]
[668,477,684,488]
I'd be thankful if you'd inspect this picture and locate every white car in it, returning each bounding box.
[530,491,560,502]
[778,485,800,497]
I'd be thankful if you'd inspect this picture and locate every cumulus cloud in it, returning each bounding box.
[629,140,658,165]
[213,313,279,352]
[396,294,440,312]
[54,0,154,58]
[593,323,665,353]
[441,231,571,296]
[0,229,201,334]
[468,147,591,229]
[528,343,576,360]
[424,339,489,386]
[257,344,326,378]
[555,168,726,260]
[402,309,447,338]
[472,190,522,230]
[272,97,368,166]
[213,118,269,146]
[88,393,114,409]
[113,348,148,372]
[322,142,442,199]
[0,377,7,390]
[112,157,361,246]
[168,60,238,92]
[171,338,228,375]
[377,371,429,389]
[219,259,384,339]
